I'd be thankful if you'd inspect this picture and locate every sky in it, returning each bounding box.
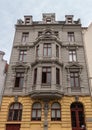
[0,0,92,63]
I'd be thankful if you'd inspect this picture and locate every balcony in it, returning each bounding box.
[29,84,64,99]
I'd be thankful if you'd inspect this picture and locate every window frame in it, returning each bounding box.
[69,50,77,62]
[31,102,42,121]
[56,45,59,58]
[68,32,75,42]
[43,43,51,57]
[36,45,39,57]
[70,71,80,88]
[34,68,37,84]
[19,50,27,62]
[22,32,29,43]
[14,72,24,88]
[56,68,60,84]
[42,67,51,84]
[51,102,61,121]
[8,103,22,121]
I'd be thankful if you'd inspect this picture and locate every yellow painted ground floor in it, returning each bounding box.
[0,96,92,130]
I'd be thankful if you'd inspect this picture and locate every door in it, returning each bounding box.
[71,102,86,130]
[6,124,20,130]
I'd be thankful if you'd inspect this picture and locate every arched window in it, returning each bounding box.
[51,102,61,121]
[8,102,22,121]
[31,102,42,121]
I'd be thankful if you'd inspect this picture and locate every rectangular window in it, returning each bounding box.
[14,73,24,88]
[36,45,39,57]
[42,67,51,84]
[56,68,60,84]
[25,18,30,24]
[34,68,37,84]
[22,32,29,42]
[69,50,76,62]
[54,31,58,37]
[56,45,59,57]
[68,32,75,42]
[70,72,80,88]
[67,18,72,24]
[19,50,27,62]
[46,18,51,23]
[43,43,51,57]
[38,31,42,37]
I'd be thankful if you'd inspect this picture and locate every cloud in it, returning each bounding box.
[0,0,92,62]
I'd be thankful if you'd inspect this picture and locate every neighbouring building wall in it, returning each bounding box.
[83,23,92,95]
[0,51,7,105]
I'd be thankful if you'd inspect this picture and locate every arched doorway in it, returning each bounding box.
[71,102,86,130]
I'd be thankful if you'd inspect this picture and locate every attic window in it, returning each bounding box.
[67,18,72,24]
[46,18,51,23]
[25,18,30,24]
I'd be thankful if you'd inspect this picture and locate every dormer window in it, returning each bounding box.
[25,18,30,24]
[46,18,51,23]
[67,18,72,24]
[65,15,73,24]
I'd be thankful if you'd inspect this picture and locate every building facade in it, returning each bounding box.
[0,13,92,130]
[0,51,7,106]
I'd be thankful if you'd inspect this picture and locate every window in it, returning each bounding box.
[56,45,59,57]
[36,45,39,57]
[34,68,37,84]
[19,50,27,62]
[70,72,80,88]
[31,102,41,121]
[8,103,22,121]
[69,50,76,62]
[51,102,61,121]
[38,31,42,37]
[46,18,51,23]
[43,43,51,57]
[68,32,75,42]
[22,32,29,42]
[67,18,72,24]
[25,18,30,24]
[14,72,24,88]
[56,68,60,84]
[42,67,51,84]
[54,31,58,37]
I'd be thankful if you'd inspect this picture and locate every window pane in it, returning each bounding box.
[19,77,24,88]
[38,110,41,117]
[44,48,47,56]
[32,110,36,117]
[33,103,41,108]
[48,48,51,56]
[71,78,74,87]
[57,110,61,117]
[42,72,46,83]
[75,78,79,87]
[47,73,51,84]
[8,110,13,120]
[52,110,55,117]
[52,103,60,108]
[14,103,19,109]
[13,110,19,120]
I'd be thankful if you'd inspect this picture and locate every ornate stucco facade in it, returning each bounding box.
[0,13,92,130]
